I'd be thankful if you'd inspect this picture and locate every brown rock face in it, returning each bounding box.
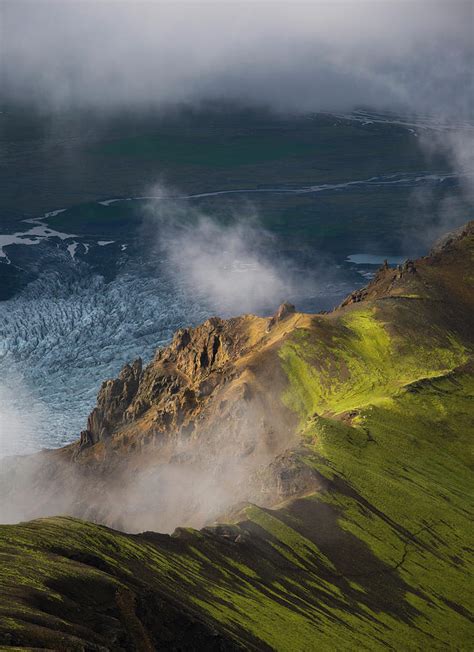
[339,287,368,308]
[78,317,250,452]
[1,308,307,533]
[83,358,143,445]
[164,316,237,376]
[395,259,416,278]
[266,302,296,331]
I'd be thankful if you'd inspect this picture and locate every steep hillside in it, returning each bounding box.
[1,222,473,650]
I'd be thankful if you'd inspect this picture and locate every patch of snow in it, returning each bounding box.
[0,234,41,262]
[25,224,77,241]
[67,242,79,260]
[44,208,67,219]
[98,198,131,206]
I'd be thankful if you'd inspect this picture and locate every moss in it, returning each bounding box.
[280,308,468,419]
[274,278,474,648]
[276,360,474,647]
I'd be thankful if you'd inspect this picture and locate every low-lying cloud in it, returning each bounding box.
[402,125,474,250]
[143,186,318,315]
[166,217,293,314]
[0,384,302,533]
[2,1,472,120]
[0,372,51,459]
[3,0,472,244]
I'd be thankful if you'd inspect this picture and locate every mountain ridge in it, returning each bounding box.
[0,221,473,650]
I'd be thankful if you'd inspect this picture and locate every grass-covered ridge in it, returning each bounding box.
[280,306,468,418]
[1,225,473,650]
[274,229,474,648]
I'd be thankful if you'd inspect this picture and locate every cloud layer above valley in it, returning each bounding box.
[2,0,472,119]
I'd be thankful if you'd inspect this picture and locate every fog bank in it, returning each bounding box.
[2,1,472,119]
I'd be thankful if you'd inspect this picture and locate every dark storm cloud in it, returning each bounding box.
[1,0,472,118]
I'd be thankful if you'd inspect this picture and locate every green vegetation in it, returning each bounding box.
[274,242,474,648]
[300,370,474,646]
[280,307,468,417]
[1,229,473,649]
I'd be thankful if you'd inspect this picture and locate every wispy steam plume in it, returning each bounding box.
[147,193,300,314]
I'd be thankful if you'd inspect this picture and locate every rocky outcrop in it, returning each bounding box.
[338,255,421,309]
[339,287,369,308]
[80,358,143,446]
[29,307,301,533]
[76,314,280,462]
[395,259,416,278]
[161,316,242,377]
[266,302,295,331]
[254,449,327,502]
